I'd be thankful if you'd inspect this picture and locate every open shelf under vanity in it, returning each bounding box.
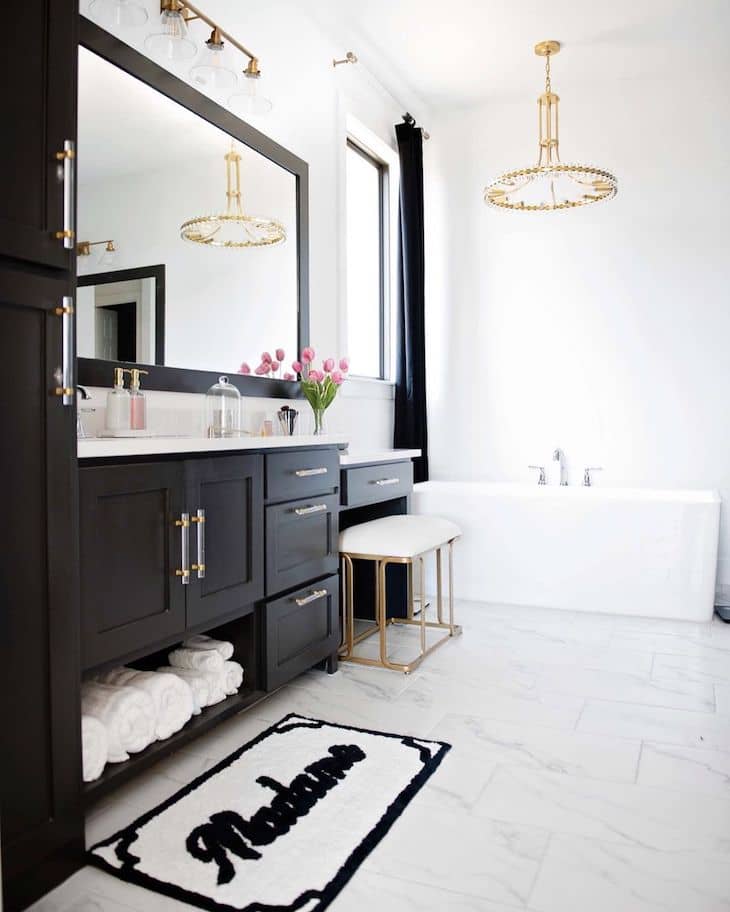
[83,685,267,805]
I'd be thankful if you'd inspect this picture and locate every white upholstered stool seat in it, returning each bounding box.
[339,513,462,674]
[338,514,461,559]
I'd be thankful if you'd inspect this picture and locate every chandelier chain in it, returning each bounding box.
[545,52,551,95]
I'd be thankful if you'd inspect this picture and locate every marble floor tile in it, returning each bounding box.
[475,764,730,852]
[652,652,730,686]
[328,870,526,912]
[508,662,716,712]
[612,629,730,658]
[364,794,549,908]
[637,742,730,794]
[715,684,730,714]
[429,713,641,787]
[578,699,730,751]
[528,834,730,912]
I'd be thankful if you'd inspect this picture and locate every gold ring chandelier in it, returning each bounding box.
[180,143,286,248]
[484,41,617,212]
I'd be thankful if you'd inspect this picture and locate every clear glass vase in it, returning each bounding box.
[309,406,327,436]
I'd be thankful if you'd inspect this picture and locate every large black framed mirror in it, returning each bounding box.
[77,18,308,398]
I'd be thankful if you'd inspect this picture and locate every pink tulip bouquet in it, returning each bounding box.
[237,346,349,434]
[296,348,349,434]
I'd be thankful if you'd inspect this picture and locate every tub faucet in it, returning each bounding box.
[552,448,568,486]
[528,465,546,486]
[583,466,603,487]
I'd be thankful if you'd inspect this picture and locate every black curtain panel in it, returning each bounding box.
[394,115,429,483]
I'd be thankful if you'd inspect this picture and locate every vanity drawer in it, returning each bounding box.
[341,461,413,507]
[265,448,340,503]
[263,574,340,690]
[265,493,339,595]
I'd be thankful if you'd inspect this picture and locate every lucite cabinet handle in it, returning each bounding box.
[54,140,75,249]
[53,297,75,405]
[295,467,328,477]
[191,509,206,578]
[374,477,400,486]
[175,513,190,584]
[293,503,328,516]
[294,588,328,607]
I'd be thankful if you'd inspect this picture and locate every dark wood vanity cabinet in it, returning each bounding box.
[80,455,264,670]
[264,574,340,690]
[0,0,78,269]
[80,462,188,669]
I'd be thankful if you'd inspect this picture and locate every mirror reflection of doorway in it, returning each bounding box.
[95,301,137,362]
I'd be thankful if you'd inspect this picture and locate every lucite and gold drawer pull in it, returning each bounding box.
[373,477,400,486]
[294,588,328,607]
[191,509,206,579]
[294,467,329,477]
[293,503,328,516]
[175,513,190,585]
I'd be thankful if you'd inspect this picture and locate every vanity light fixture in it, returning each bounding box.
[333,51,358,68]
[88,0,148,27]
[77,239,118,265]
[145,1,273,113]
[484,41,617,211]
[180,143,286,248]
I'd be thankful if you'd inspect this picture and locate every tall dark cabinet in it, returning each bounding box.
[0,1,83,909]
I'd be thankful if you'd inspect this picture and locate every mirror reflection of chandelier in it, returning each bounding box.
[180,143,286,248]
[484,41,618,212]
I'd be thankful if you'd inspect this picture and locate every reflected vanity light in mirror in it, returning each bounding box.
[145,4,197,61]
[180,143,286,248]
[88,0,148,27]
[190,29,238,90]
[77,239,118,269]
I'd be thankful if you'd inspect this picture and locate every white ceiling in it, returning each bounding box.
[306,0,730,109]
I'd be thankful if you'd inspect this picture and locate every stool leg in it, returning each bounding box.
[407,562,414,620]
[436,547,443,624]
[448,541,455,634]
[419,556,426,657]
[347,555,356,655]
[378,559,389,664]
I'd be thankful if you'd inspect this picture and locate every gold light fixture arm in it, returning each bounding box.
[536,41,560,167]
[77,239,115,256]
[225,143,243,216]
[161,0,259,68]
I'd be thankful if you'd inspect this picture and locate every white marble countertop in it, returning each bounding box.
[77,434,350,460]
[77,435,421,464]
[339,449,421,467]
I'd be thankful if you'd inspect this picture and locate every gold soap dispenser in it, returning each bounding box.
[105,367,130,432]
[128,368,149,431]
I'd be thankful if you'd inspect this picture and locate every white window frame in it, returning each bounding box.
[341,113,399,387]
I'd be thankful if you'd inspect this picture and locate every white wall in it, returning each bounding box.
[81,0,426,446]
[425,67,730,591]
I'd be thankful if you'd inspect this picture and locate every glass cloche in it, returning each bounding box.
[204,376,242,438]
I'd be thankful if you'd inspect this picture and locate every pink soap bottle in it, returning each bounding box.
[128,368,149,431]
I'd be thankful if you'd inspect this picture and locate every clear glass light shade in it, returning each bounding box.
[97,243,118,267]
[190,44,238,90]
[144,9,197,62]
[88,0,149,27]
[228,76,273,116]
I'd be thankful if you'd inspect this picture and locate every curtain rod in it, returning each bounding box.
[402,112,430,141]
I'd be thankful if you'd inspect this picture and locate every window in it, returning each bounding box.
[345,139,387,379]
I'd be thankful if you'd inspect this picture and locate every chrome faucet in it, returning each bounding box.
[583,466,603,487]
[528,465,547,486]
[552,448,568,486]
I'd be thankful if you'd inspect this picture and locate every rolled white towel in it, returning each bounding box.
[81,714,108,782]
[168,646,224,673]
[158,666,226,708]
[95,667,194,741]
[157,666,210,715]
[221,660,244,696]
[182,634,234,661]
[81,682,155,762]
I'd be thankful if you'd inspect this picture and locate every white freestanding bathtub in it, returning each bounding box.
[412,481,721,621]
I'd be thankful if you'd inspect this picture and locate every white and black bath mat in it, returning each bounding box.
[89,713,450,911]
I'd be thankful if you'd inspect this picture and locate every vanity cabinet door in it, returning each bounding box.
[265,494,339,596]
[263,574,340,690]
[79,463,187,670]
[0,0,78,269]
[185,455,264,630]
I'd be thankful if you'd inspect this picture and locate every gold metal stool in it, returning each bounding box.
[339,515,462,674]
